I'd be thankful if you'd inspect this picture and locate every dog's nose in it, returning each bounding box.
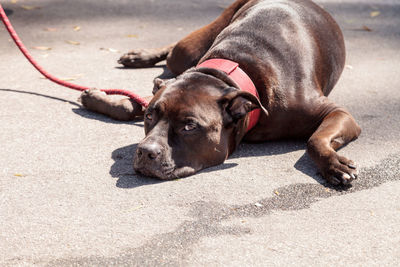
[136,143,162,160]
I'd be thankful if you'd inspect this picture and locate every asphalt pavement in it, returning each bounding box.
[1,0,399,266]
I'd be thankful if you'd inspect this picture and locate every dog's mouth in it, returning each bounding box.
[134,164,196,180]
[134,164,175,180]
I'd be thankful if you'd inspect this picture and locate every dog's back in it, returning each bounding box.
[202,0,345,97]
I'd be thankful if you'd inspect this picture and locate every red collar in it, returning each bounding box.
[197,58,260,132]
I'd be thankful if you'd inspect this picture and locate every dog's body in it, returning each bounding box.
[81,0,361,185]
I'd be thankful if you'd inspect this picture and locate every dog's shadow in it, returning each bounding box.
[0,89,332,188]
[110,143,239,189]
[232,140,353,189]
[115,63,175,80]
[71,108,145,126]
[109,143,160,188]
[110,139,328,189]
[232,140,325,183]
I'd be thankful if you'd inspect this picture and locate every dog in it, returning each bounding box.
[80,0,361,185]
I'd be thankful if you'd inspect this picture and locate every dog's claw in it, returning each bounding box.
[319,153,359,186]
[348,163,357,169]
[341,173,352,184]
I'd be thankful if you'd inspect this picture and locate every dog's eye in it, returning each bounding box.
[183,123,197,131]
[145,113,153,121]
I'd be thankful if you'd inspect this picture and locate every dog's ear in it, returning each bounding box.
[152,78,175,95]
[219,88,268,125]
[152,78,166,95]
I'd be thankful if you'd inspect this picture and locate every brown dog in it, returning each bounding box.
[81,0,361,185]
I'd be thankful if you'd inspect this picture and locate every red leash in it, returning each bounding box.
[0,4,149,108]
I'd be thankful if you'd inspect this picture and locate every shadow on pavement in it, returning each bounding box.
[110,139,331,189]
[0,88,80,107]
[231,140,305,159]
[115,64,175,79]
[110,143,163,188]
[71,107,145,126]
[2,1,399,43]
[110,143,238,189]
[0,89,145,126]
[231,140,331,187]
[1,0,225,25]
[4,8,13,16]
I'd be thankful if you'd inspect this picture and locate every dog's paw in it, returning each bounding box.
[320,152,358,185]
[118,49,160,68]
[78,88,106,106]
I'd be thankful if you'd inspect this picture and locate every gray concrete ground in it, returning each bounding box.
[1,0,399,266]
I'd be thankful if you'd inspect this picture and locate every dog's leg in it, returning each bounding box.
[79,89,152,121]
[307,108,361,185]
[79,75,169,121]
[119,0,251,74]
[118,44,175,68]
[166,0,251,75]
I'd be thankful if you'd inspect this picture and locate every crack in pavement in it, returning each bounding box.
[45,153,400,266]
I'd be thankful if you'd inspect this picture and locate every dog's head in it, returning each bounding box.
[133,68,267,179]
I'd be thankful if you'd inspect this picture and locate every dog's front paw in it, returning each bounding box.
[319,152,358,185]
[79,88,143,121]
[78,88,107,107]
[118,49,160,68]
